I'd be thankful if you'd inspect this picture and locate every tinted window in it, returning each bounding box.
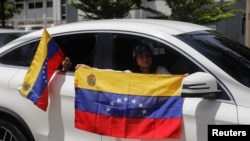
[0,41,38,66]
[0,33,26,46]
[0,33,97,70]
[31,26,43,30]
[54,33,97,71]
[177,30,250,87]
[113,34,200,74]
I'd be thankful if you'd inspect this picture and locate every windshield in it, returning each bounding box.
[176,30,250,87]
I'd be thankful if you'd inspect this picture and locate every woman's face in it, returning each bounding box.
[136,51,152,69]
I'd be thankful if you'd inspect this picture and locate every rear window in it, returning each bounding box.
[31,26,43,30]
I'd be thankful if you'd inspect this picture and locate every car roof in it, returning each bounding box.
[50,19,212,35]
[25,19,212,35]
[0,19,212,51]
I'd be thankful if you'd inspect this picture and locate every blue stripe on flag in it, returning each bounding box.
[75,88,183,118]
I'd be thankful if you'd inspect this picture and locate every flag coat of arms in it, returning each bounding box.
[74,67,184,139]
[19,28,65,111]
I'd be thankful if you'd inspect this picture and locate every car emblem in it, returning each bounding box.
[22,82,30,91]
[87,73,96,86]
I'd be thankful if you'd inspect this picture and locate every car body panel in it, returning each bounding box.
[238,106,250,124]
[182,98,237,141]
[6,68,49,140]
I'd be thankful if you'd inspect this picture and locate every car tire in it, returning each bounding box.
[0,118,28,141]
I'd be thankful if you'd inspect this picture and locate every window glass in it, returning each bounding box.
[28,3,34,9]
[28,2,43,9]
[0,33,26,47]
[47,1,53,7]
[31,26,43,30]
[0,33,96,71]
[35,2,43,8]
[0,41,38,66]
[54,33,97,71]
[15,3,23,9]
[113,34,200,74]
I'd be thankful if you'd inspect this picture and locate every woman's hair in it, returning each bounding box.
[133,43,152,58]
[132,43,157,73]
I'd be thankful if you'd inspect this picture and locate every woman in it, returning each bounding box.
[132,43,170,74]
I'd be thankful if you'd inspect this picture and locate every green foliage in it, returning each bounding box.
[68,0,244,24]
[0,1,21,20]
[69,0,141,19]
[164,0,244,24]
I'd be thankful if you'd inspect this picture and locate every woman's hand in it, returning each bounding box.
[62,57,72,71]
[75,64,91,69]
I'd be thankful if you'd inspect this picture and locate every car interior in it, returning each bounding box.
[113,35,200,75]
[55,34,96,71]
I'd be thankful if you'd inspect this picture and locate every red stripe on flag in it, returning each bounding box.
[75,110,181,139]
[47,47,65,78]
[35,86,49,111]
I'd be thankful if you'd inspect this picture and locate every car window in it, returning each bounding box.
[17,25,44,32]
[31,26,43,30]
[54,33,97,71]
[113,34,200,74]
[0,33,26,47]
[0,33,97,71]
[17,27,26,30]
[0,41,38,66]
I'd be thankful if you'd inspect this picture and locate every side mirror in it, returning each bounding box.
[181,72,221,99]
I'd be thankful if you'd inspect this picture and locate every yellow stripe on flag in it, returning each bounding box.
[75,67,184,96]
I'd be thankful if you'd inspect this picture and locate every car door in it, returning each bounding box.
[49,32,115,141]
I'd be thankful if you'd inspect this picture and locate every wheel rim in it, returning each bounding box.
[0,126,17,141]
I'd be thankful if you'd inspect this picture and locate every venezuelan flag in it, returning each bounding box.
[74,67,184,139]
[19,28,65,111]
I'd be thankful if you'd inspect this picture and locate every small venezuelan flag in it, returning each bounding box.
[74,67,184,139]
[19,28,65,111]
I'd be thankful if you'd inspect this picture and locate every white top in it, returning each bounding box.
[124,66,170,74]
[156,66,170,74]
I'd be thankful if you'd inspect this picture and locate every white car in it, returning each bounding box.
[0,19,249,141]
[0,29,27,47]
[17,24,44,33]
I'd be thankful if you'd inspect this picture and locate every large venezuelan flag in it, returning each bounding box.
[19,28,65,111]
[74,67,184,139]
